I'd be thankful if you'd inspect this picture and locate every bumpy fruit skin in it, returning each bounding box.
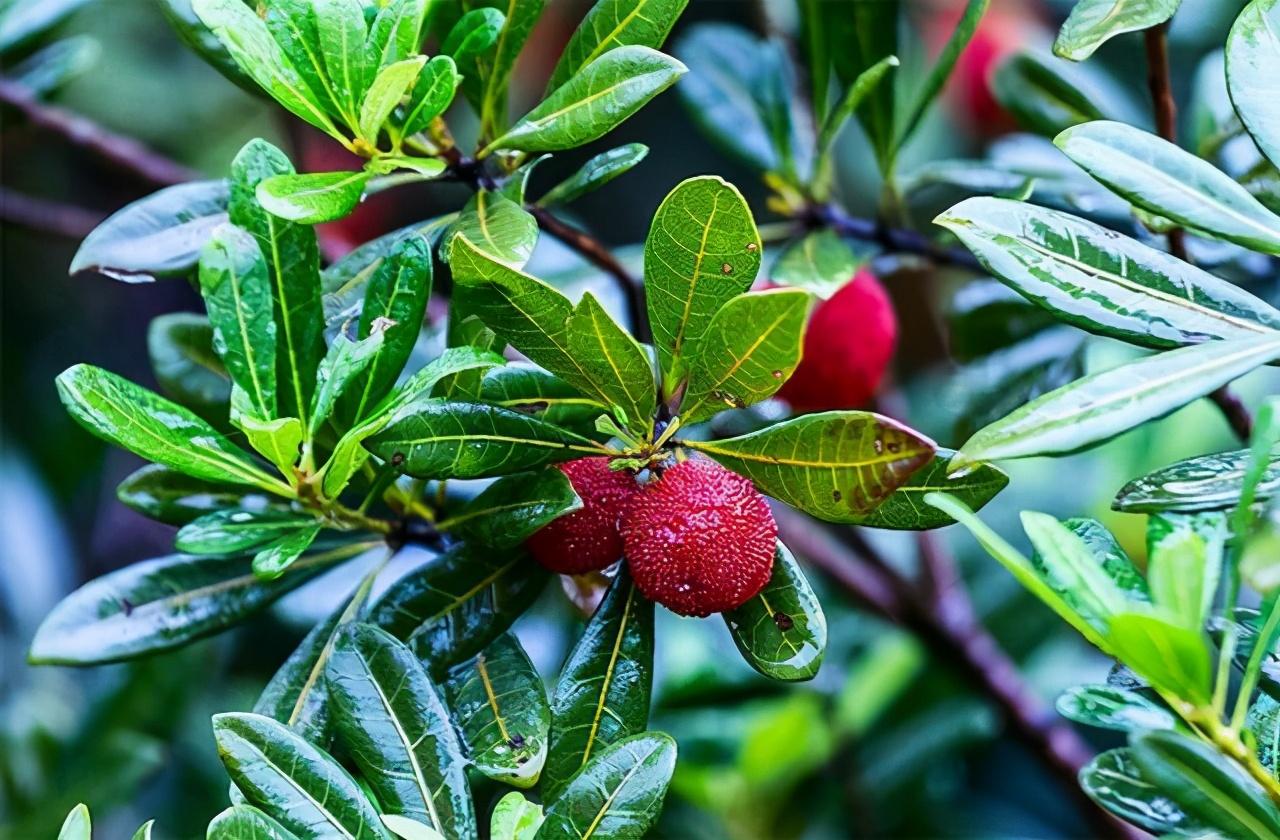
[777,268,897,412]
[621,457,777,617]
[527,457,639,575]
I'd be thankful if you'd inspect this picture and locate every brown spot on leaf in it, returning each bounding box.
[391,452,406,467]
[721,263,733,274]
[773,611,794,631]
[746,242,758,252]
[508,734,526,749]
[832,489,842,502]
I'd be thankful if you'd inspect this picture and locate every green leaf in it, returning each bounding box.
[538,733,676,839]
[1115,448,1280,513]
[951,334,1280,471]
[366,0,427,70]
[369,543,549,677]
[447,190,539,269]
[1057,120,1280,254]
[28,544,366,664]
[367,399,601,479]
[57,804,90,840]
[147,312,230,422]
[1146,512,1225,632]
[56,364,283,492]
[1131,729,1280,839]
[723,541,826,682]
[229,139,327,424]
[443,632,550,788]
[538,143,649,207]
[326,624,475,836]
[214,712,393,840]
[1080,748,1202,835]
[827,0,899,170]
[479,0,547,139]
[686,412,936,523]
[818,56,899,164]
[543,573,653,800]
[314,0,371,124]
[1228,0,1280,171]
[1107,612,1212,704]
[207,805,301,840]
[644,176,762,386]
[990,51,1108,138]
[437,467,581,548]
[1022,511,1131,630]
[1056,684,1177,733]
[548,0,688,92]
[858,450,1007,530]
[771,230,861,301]
[240,415,304,474]
[442,7,504,57]
[253,523,323,580]
[257,171,372,224]
[380,815,445,840]
[199,223,278,419]
[490,792,543,840]
[360,56,426,141]
[566,292,656,433]
[192,0,342,137]
[309,332,385,437]
[401,55,461,135]
[337,234,432,425]
[0,0,93,52]
[70,179,229,281]
[936,197,1280,351]
[1249,693,1280,775]
[1054,0,1180,61]
[897,1,985,148]
[680,288,809,425]
[480,365,605,433]
[262,0,341,120]
[117,464,277,526]
[1040,517,1151,602]
[175,509,315,555]
[486,45,685,154]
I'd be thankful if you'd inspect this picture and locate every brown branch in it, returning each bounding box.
[0,187,103,238]
[1142,26,1253,444]
[811,202,984,272]
[774,505,1144,840]
[0,77,198,187]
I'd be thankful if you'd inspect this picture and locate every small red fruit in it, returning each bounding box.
[620,457,777,617]
[527,457,639,575]
[777,268,897,412]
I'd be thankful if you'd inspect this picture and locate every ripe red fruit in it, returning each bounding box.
[527,457,639,575]
[620,457,777,617]
[777,268,897,412]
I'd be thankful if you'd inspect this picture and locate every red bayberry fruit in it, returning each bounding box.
[527,457,639,575]
[620,457,777,617]
[777,268,897,412]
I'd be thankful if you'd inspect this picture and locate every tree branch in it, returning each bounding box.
[811,202,984,272]
[1142,25,1253,444]
[0,187,103,238]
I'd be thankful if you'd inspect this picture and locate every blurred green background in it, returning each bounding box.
[3,0,1275,837]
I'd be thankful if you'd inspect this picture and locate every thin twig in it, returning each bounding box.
[1142,25,1253,444]
[0,187,103,238]
[0,77,198,187]
[812,202,984,272]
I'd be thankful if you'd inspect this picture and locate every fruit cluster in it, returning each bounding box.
[528,455,778,617]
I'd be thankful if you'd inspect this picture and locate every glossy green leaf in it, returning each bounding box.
[326,624,475,836]
[771,230,860,300]
[0,0,94,52]
[936,197,1280,351]
[257,171,372,225]
[57,804,90,840]
[360,56,425,141]
[566,292,656,433]
[686,412,936,523]
[538,144,649,207]
[479,365,605,432]
[1054,0,1180,62]
[486,45,685,153]
[309,332,385,437]
[818,55,899,167]
[1022,511,1131,630]
[369,543,549,676]
[207,805,301,840]
[438,467,581,548]
[680,288,809,425]
[28,544,366,664]
[538,733,676,839]
[447,191,538,269]
[490,792,543,840]
[56,364,283,492]
[199,224,278,419]
[69,179,229,281]
[1039,517,1150,603]
[478,0,546,139]
[380,815,444,840]
[401,55,461,135]
[723,541,826,682]
[228,139,327,424]
[366,0,426,69]
[338,234,432,425]
[900,1,987,148]
[549,0,686,93]
[147,312,230,422]
[261,0,341,120]
[1058,120,1280,254]
[442,7,503,58]
[827,0,899,169]
[1147,512,1225,632]
[1056,684,1177,732]
[1228,0,1280,171]
[240,415,304,474]
[117,464,277,526]
[990,51,1108,138]
[858,450,1008,530]
[314,0,370,123]
[443,632,550,788]
[1080,748,1201,835]
[1249,693,1280,774]
[644,176,762,385]
[1115,448,1280,513]
[214,712,393,840]
[367,399,601,479]
[175,509,315,555]
[951,335,1280,470]
[1131,729,1280,839]
[253,523,323,580]
[192,0,341,137]
[1108,612,1212,704]
[543,573,653,799]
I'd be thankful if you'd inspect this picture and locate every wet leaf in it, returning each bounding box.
[360,56,425,140]
[538,144,649,206]
[1226,0,1280,170]
[566,292,656,433]
[447,190,538,269]
[1115,448,1280,513]
[538,733,676,838]
[479,365,606,433]
[116,464,279,526]
[1054,0,1179,62]
[439,467,581,548]
[1055,684,1177,732]
[401,55,461,135]
[772,230,860,300]
[253,523,323,580]
[147,312,230,422]
[724,541,826,682]
[548,0,687,92]
[207,805,301,840]
[175,509,316,555]
[257,170,372,224]
[857,450,1008,530]
[490,792,542,840]
[1080,748,1201,835]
